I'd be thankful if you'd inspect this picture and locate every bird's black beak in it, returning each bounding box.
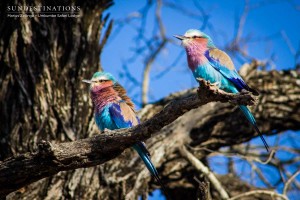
[82,79,92,84]
[173,35,185,40]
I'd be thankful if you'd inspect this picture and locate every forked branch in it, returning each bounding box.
[0,80,256,197]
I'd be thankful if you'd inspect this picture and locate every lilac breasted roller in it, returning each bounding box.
[174,29,269,152]
[82,72,167,192]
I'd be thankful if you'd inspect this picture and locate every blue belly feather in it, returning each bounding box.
[94,104,117,131]
[193,64,236,93]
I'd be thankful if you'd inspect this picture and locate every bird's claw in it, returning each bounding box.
[209,81,220,88]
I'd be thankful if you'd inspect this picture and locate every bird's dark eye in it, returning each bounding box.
[193,36,197,38]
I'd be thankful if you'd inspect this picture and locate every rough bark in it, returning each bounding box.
[0,0,113,160]
[0,80,257,196]
[3,65,300,199]
[0,0,113,199]
[1,0,300,199]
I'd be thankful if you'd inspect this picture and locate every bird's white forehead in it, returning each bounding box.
[184,29,204,37]
[92,75,109,81]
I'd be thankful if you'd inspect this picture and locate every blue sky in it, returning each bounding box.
[101,0,300,199]
[102,0,300,105]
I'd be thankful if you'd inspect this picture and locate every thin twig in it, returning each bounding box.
[141,0,168,107]
[228,190,288,200]
[180,146,230,200]
[193,147,275,165]
[283,169,300,195]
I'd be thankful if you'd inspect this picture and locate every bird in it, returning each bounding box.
[82,72,167,192]
[174,29,269,152]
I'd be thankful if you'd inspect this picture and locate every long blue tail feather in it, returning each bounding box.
[239,105,269,152]
[133,142,168,196]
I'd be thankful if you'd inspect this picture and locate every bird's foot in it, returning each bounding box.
[209,81,221,88]
[240,89,249,94]
[196,78,220,89]
[196,79,224,99]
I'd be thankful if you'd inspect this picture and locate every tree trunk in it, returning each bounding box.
[0,0,114,199]
[1,1,300,200]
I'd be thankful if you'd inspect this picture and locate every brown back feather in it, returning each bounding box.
[113,83,135,110]
[209,48,235,70]
[119,101,139,126]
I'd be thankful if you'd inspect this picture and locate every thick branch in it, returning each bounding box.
[0,80,255,196]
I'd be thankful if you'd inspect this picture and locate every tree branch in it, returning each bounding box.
[0,80,255,196]
[180,146,230,200]
[141,0,168,106]
[228,190,288,200]
[283,169,300,195]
